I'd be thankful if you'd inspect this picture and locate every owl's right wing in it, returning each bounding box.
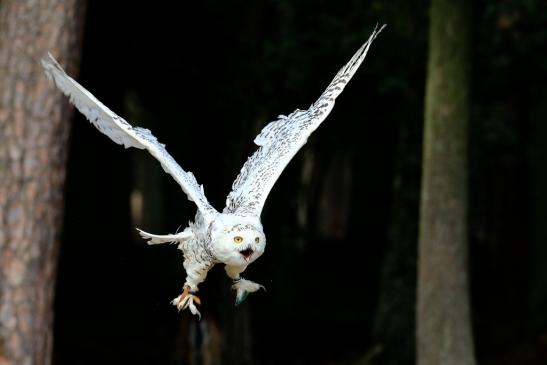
[42,54,218,222]
[224,25,384,217]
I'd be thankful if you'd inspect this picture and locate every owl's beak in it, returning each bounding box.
[239,248,254,262]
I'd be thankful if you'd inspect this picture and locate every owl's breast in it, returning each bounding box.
[180,234,217,266]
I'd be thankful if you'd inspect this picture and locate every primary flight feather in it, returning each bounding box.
[42,25,384,318]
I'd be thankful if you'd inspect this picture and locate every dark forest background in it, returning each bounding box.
[48,1,547,364]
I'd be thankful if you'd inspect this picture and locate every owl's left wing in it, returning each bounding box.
[225,25,384,217]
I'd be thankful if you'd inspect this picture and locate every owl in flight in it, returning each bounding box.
[43,26,383,318]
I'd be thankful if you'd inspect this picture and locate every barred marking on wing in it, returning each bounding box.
[42,54,218,221]
[224,25,385,217]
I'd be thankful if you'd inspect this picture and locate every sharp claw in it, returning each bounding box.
[188,300,201,320]
[171,295,188,311]
[179,296,190,311]
[172,286,201,317]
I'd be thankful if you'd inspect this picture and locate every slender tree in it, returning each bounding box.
[416,0,475,364]
[0,1,85,364]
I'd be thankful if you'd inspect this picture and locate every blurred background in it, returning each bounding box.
[1,0,546,364]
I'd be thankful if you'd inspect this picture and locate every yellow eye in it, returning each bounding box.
[255,237,260,243]
[233,236,243,244]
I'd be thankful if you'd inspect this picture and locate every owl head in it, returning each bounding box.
[210,214,266,267]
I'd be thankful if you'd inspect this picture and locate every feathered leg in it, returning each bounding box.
[172,258,211,319]
[225,265,265,305]
[172,286,202,318]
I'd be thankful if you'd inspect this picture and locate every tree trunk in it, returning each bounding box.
[416,0,475,364]
[0,1,85,364]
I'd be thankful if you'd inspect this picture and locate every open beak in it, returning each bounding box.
[239,248,254,262]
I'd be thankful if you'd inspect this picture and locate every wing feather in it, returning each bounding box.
[225,25,384,217]
[42,54,218,221]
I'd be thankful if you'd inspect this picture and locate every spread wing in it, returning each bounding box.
[224,25,384,217]
[42,54,218,222]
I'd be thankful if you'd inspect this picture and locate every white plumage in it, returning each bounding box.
[42,26,384,318]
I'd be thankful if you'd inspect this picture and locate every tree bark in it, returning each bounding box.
[0,1,85,364]
[417,0,475,364]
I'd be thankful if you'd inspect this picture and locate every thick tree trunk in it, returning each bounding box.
[0,1,85,364]
[416,0,475,364]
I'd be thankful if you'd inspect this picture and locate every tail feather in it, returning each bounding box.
[137,228,193,245]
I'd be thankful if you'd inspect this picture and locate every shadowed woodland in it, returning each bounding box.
[1,0,547,364]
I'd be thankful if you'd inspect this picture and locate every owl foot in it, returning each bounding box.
[172,286,202,319]
[232,278,265,306]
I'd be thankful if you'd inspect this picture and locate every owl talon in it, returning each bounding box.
[232,279,264,306]
[172,286,201,319]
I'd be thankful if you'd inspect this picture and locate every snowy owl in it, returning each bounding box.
[42,26,384,318]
